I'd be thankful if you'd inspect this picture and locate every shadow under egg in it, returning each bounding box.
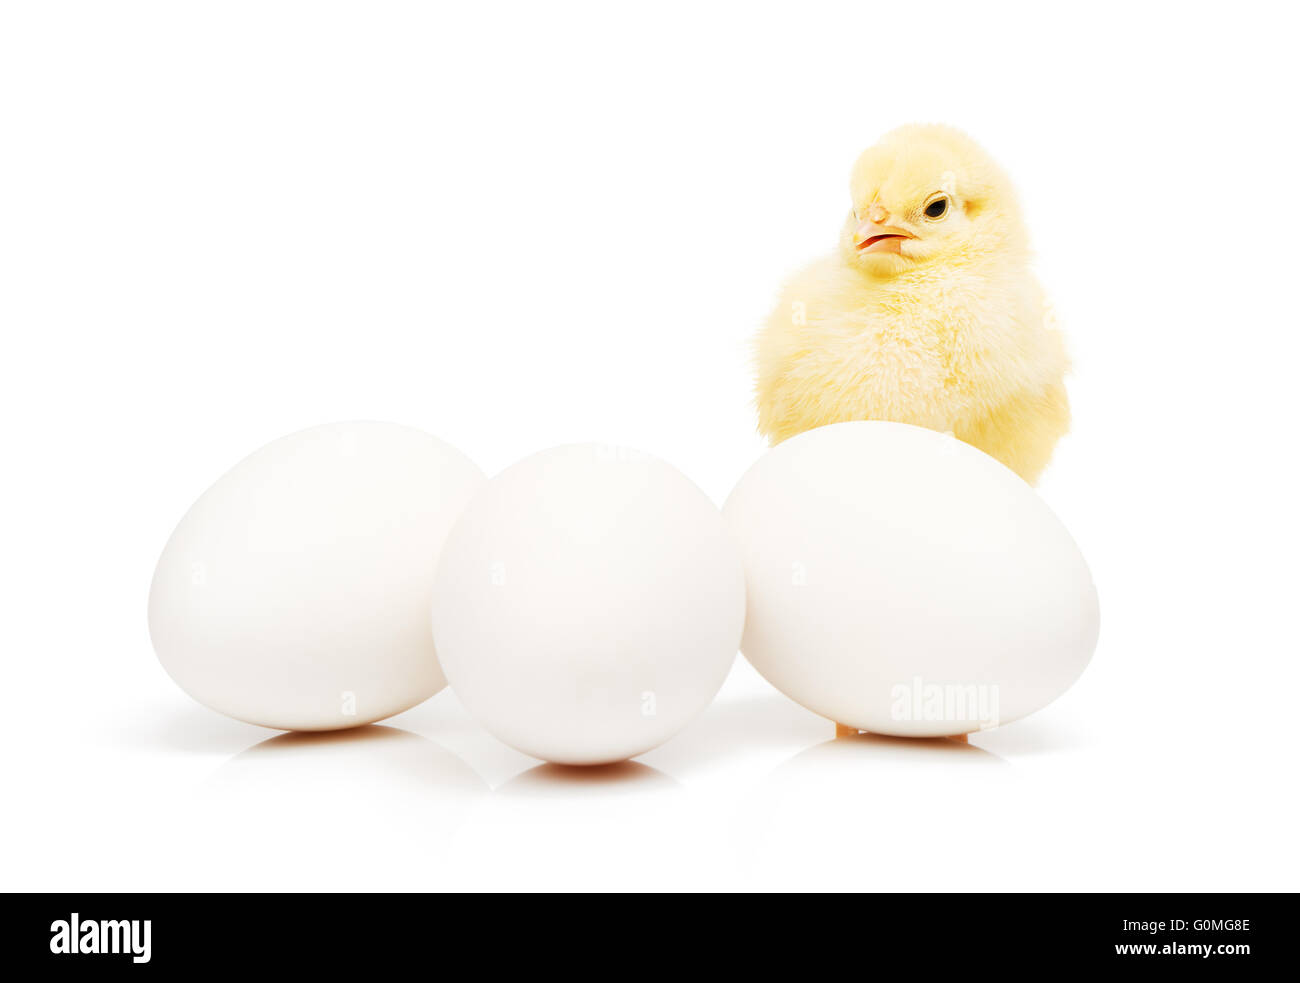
[831,731,1003,759]
[211,723,488,795]
[775,729,1008,772]
[501,759,679,798]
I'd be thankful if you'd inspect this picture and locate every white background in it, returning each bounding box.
[3,1,1297,891]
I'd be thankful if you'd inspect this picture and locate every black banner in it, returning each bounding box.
[5,893,1280,974]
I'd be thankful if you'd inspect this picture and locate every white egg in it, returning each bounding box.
[432,444,745,765]
[723,421,1098,737]
[149,422,484,730]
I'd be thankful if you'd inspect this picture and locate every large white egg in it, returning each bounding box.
[149,422,484,730]
[432,444,744,765]
[723,421,1098,737]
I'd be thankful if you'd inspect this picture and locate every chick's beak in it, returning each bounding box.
[854,204,914,254]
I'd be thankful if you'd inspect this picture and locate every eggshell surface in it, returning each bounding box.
[432,444,745,765]
[722,421,1098,736]
[149,422,484,730]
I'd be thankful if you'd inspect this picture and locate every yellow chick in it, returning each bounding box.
[754,124,1069,484]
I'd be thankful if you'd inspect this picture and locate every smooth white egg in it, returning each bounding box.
[432,444,745,765]
[149,422,484,730]
[723,421,1099,736]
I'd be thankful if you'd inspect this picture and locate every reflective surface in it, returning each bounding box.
[12,655,1289,891]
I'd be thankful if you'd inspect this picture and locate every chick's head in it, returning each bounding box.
[839,124,1027,276]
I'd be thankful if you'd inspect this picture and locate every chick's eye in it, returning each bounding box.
[924,197,948,219]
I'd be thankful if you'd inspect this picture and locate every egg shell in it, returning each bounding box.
[722,421,1098,736]
[432,443,745,765]
[149,421,484,730]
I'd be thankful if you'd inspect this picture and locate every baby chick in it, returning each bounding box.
[755,124,1068,484]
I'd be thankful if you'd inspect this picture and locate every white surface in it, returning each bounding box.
[724,421,1098,736]
[1,1,1297,891]
[149,421,483,730]
[433,443,743,764]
